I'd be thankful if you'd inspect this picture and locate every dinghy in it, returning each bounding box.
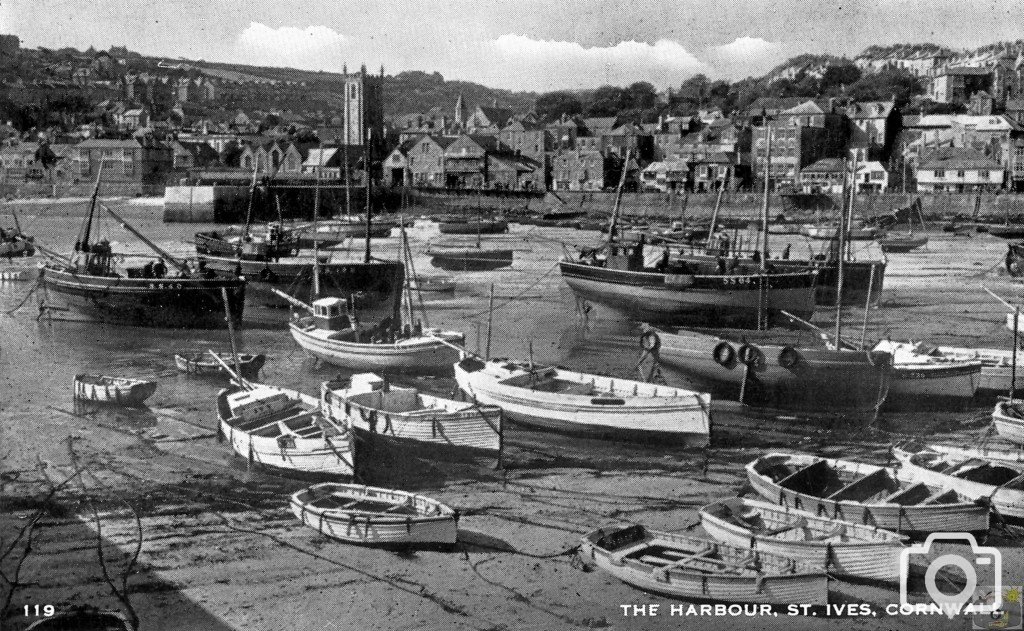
[872,340,981,407]
[73,375,157,406]
[894,436,1024,464]
[892,448,1024,522]
[174,352,266,380]
[454,354,710,445]
[747,453,990,536]
[289,483,458,545]
[322,373,502,457]
[879,341,1022,394]
[699,497,906,582]
[216,383,354,477]
[993,401,1024,444]
[580,525,827,605]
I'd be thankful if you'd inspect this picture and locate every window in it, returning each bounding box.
[871,171,884,180]
[957,170,965,178]
[980,170,990,179]
[934,169,945,178]
[124,160,134,176]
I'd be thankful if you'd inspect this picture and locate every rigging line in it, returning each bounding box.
[3,280,39,316]
[456,260,560,321]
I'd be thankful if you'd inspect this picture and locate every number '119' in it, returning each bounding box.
[24,604,55,617]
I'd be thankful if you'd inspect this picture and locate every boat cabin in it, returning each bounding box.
[313,297,353,331]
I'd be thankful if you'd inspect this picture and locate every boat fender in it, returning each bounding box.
[713,341,735,367]
[738,344,761,366]
[640,330,661,353]
[258,267,278,283]
[778,346,800,368]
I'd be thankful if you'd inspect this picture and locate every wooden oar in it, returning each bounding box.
[207,350,250,391]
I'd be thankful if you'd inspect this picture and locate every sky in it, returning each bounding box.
[2,0,1022,92]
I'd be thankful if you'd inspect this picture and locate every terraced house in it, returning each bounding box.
[76,137,173,184]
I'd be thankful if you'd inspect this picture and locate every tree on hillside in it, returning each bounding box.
[676,74,710,109]
[535,90,583,121]
[847,68,923,105]
[626,81,658,109]
[820,63,862,93]
[587,85,629,116]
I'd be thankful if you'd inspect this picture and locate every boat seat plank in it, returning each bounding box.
[827,468,895,501]
[882,482,931,505]
[922,489,959,505]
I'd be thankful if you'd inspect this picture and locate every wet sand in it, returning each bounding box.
[1,200,1022,630]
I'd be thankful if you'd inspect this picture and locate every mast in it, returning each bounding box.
[364,128,372,264]
[243,161,258,237]
[100,204,191,276]
[606,148,631,248]
[79,162,104,252]
[845,154,857,260]
[312,159,322,299]
[833,156,854,345]
[759,125,772,269]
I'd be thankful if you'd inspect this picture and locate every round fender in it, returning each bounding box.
[778,346,800,369]
[640,330,661,353]
[713,341,735,367]
[738,344,761,366]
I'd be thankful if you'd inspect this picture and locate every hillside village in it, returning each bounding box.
[2,33,1024,197]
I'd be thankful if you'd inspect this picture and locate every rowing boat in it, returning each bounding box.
[580,524,828,604]
[881,341,1022,394]
[174,352,266,380]
[289,483,458,545]
[872,340,981,408]
[454,354,711,445]
[993,401,1024,444]
[73,374,157,406]
[895,436,1024,464]
[216,383,354,477]
[746,453,989,536]
[699,497,906,582]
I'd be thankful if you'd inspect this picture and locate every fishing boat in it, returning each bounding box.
[410,276,457,294]
[322,373,502,457]
[289,483,458,545]
[988,225,1024,239]
[295,216,395,247]
[746,453,990,536]
[804,223,879,241]
[174,352,266,380]
[437,216,508,235]
[993,401,1024,444]
[194,223,298,260]
[699,497,906,582]
[893,437,1024,465]
[427,245,514,271]
[880,341,1024,394]
[877,233,928,253]
[872,340,981,408]
[891,447,1024,523]
[216,382,354,477]
[641,327,891,411]
[73,374,157,406]
[453,353,710,445]
[38,175,246,328]
[579,525,828,605]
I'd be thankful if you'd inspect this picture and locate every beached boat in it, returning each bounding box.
[643,327,891,411]
[216,383,354,477]
[322,373,502,456]
[747,453,990,536]
[580,525,828,605]
[804,223,879,240]
[410,276,457,294]
[877,233,928,253]
[194,223,298,260]
[295,217,395,247]
[428,245,514,271]
[699,497,906,581]
[893,437,1024,465]
[290,482,458,545]
[453,354,711,445]
[437,217,508,235]
[73,374,157,406]
[174,352,266,380]
[882,341,1024,394]
[988,225,1024,239]
[872,340,981,407]
[992,401,1024,444]
[25,609,132,631]
[892,448,1024,522]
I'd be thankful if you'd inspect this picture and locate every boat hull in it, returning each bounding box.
[290,322,464,372]
[175,353,266,380]
[884,362,981,410]
[73,376,157,406]
[993,402,1024,444]
[40,266,245,328]
[559,260,816,327]
[894,453,1024,522]
[649,328,890,411]
[437,220,508,235]
[429,249,513,271]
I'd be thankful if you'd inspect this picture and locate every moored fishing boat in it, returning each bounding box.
[289,483,458,545]
[872,340,981,408]
[174,352,266,380]
[216,382,354,477]
[891,448,1024,523]
[453,353,711,445]
[699,497,906,581]
[579,525,828,605]
[295,217,395,247]
[194,223,298,260]
[641,326,891,411]
[73,374,157,406]
[993,401,1024,444]
[888,341,1024,394]
[427,245,514,271]
[437,216,508,235]
[747,453,990,536]
[322,373,502,457]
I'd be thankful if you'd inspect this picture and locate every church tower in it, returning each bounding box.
[342,64,384,148]
[454,92,466,131]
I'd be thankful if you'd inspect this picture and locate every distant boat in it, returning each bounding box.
[74,374,157,406]
[410,276,457,294]
[194,223,299,260]
[174,352,266,380]
[988,225,1024,239]
[877,233,928,253]
[290,482,458,545]
[453,354,711,445]
[437,216,508,235]
[803,223,879,240]
[216,383,354,477]
[0,226,34,257]
[580,524,827,605]
[322,372,502,457]
[746,452,990,536]
[295,217,395,247]
[993,401,1024,444]
[699,497,906,582]
[427,246,514,271]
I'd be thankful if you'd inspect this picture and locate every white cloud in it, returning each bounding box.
[236,22,349,70]
[707,36,787,79]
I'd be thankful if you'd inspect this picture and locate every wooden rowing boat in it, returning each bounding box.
[746,452,990,536]
[580,524,827,604]
[872,340,981,408]
[174,352,266,380]
[643,327,891,411]
[892,447,1024,523]
[877,233,928,253]
[73,374,157,406]
[453,354,710,445]
[321,373,502,456]
[895,436,1024,464]
[427,246,514,271]
[699,497,906,582]
[912,343,1024,394]
[289,482,458,545]
[216,383,354,477]
[993,401,1024,444]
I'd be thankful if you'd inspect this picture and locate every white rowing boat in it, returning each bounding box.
[699,497,906,582]
[993,401,1024,444]
[289,483,457,545]
[453,354,711,445]
[872,340,981,407]
[580,524,827,604]
[73,374,156,406]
